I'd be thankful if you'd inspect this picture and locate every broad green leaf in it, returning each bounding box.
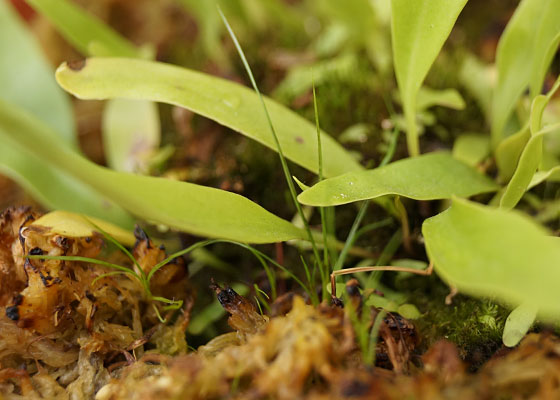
[416,87,466,111]
[391,0,467,156]
[55,57,361,178]
[423,198,560,320]
[31,211,136,246]
[502,303,537,347]
[297,152,497,207]
[0,0,75,144]
[0,133,134,228]
[102,99,160,172]
[26,0,143,58]
[27,0,162,175]
[0,1,133,227]
[452,133,490,167]
[491,0,560,148]
[0,100,306,244]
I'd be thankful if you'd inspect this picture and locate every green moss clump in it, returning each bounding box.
[397,275,508,369]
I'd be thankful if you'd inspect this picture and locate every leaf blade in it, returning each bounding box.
[391,0,467,155]
[423,198,560,320]
[55,57,362,178]
[0,99,306,244]
[298,152,498,207]
[26,0,142,58]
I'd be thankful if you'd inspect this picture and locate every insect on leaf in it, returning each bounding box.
[298,152,497,207]
[55,57,362,178]
[391,0,467,156]
[0,100,307,244]
[423,198,560,321]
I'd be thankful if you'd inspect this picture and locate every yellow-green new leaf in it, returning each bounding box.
[55,58,362,178]
[298,152,497,207]
[423,198,560,320]
[391,0,467,156]
[32,211,136,246]
[0,100,306,244]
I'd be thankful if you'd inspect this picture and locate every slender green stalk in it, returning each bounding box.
[86,217,145,279]
[332,126,400,273]
[313,81,330,299]
[218,8,322,273]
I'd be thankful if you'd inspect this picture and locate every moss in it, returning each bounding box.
[396,275,508,370]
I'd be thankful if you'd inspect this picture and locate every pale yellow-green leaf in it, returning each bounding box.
[55,58,361,178]
[391,0,467,156]
[423,198,560,320]
[0,100,307,244]
[32,211,135,246]
[298,152,497,207]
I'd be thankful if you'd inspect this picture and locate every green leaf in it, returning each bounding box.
[491,0,560,148]
[391,0,467,156]
[298,152,497,207]
[499,79,560,210]
[0,0,75,144]
[55,57,361,178]
[0,100,306,244]
[423,198,560,320]
[102,99,160,172]
[452,133,490,167]
[0,1,133,227]
[27,0,162,176]
[502,303,537,347]
[530,166,560,188]
[0,132,134,228]
[495,125,531,183]
[26,0,144,58]
[416,87,466,111]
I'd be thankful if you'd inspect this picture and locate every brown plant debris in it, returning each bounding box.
[2,207,560,399]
